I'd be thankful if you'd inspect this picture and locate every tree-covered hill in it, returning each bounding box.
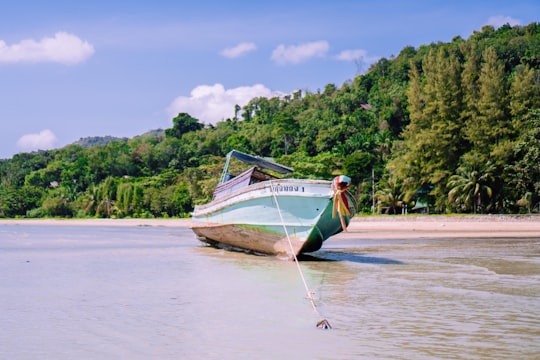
[73,135,129,148]
[1,23,539,218]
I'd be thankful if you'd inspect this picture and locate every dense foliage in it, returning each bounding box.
[1,23,539,218]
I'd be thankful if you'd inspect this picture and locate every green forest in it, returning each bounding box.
[1,23,539,218]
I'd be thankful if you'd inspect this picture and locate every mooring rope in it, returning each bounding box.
[269,181,331,329]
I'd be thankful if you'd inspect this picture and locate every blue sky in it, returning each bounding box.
[0,0,538,159]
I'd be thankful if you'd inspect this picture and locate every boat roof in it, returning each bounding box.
[227,150,294,175]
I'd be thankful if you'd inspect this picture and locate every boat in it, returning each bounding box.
[190,150,356,259]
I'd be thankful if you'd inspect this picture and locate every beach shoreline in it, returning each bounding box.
[342,214,540,239]
[1,215,539,240]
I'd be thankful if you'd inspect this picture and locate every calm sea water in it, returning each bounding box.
[1,224,539,359]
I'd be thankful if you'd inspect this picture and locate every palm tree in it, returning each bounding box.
[447,162,495,213]
[375,175,403,214]
[374,130,393,160]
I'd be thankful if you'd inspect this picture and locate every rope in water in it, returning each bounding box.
[269,181,331,329]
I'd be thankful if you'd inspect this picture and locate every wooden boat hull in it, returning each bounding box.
[191,179,355,259]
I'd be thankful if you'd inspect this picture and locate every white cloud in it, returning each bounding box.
[271,40,329,65]
[335,49,379,63]
[0,32,94,65]
[166,83,284,125]
[220,42,257,58]
[16,129,57,151]
[486,16,521,29]
[335,49,380,70]
[335,49,368,62]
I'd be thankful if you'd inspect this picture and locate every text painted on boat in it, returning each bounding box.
[271,185,304,192]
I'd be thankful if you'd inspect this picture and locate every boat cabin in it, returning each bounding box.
[212,150,294,201]
[213,166,278,200]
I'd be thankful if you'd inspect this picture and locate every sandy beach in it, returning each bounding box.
[342,214,540,239]
[1,215,539,239]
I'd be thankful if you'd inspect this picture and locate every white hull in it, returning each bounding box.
[191,179,351,258]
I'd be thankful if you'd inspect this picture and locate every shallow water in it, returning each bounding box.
[1,225,539,359]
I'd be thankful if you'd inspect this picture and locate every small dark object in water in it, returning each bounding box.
[316,319,332,329]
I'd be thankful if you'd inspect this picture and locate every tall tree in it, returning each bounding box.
[392,47,463,210]
[509,64,540,124]
[507,110,540,212]
[388,61,426,201]
[463,47,509,162]
[460,42,482,152]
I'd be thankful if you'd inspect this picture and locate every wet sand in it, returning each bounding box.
[1,217,539,359]
[1,215,539,240]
